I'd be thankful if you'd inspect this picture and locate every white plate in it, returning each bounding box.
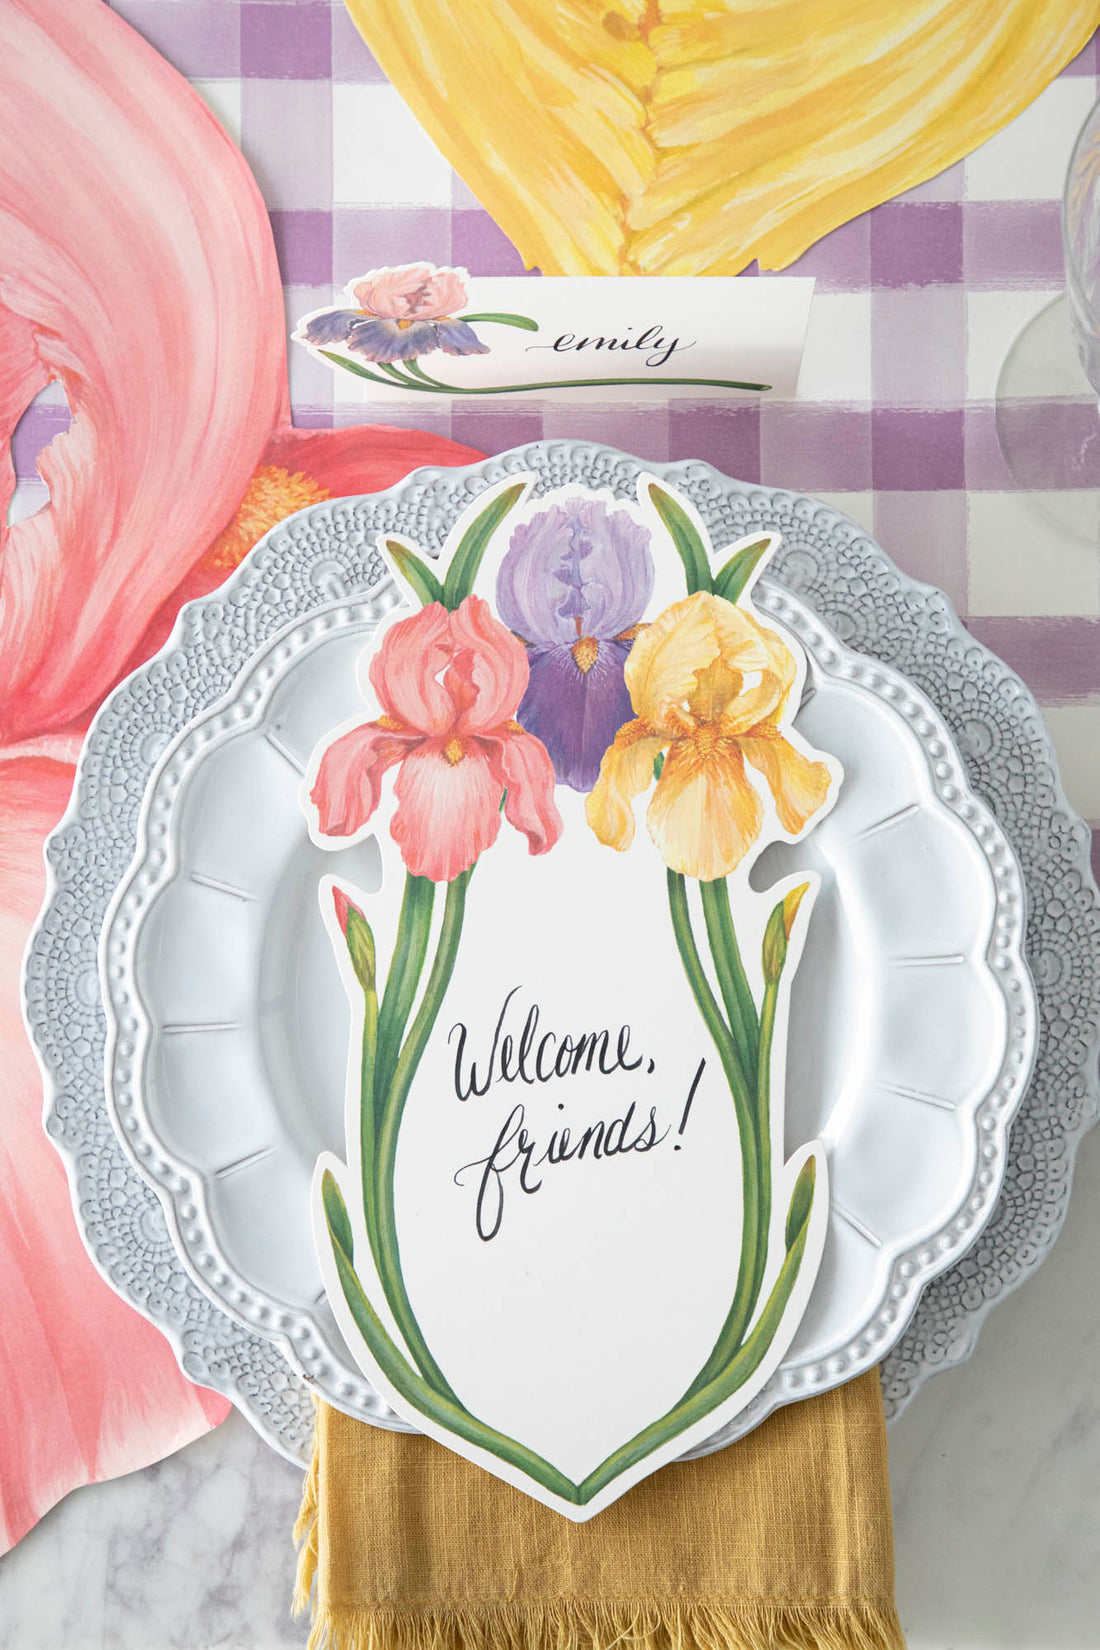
[100,580,1033,1450]
[24,444,1097,1466]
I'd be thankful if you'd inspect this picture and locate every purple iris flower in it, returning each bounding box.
[298,264,490,363]
[496,501,654,791]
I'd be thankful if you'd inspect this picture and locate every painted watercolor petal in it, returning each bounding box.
[446,595,530,735]
[564,501,653,639]
[300,309,364,346]
[741,728,832,836]
[345,317,440,363]
[496,506,578,645]
[353,264,435,319]
[0,753,228,1554]
[646,738,764,881]
[585,722,667,852]
[516,640,635,792]
[311,721,421,838]
[121,423,486,678]
[0,0,286,745]
[712,600,796,735]
[367,603,455,736]
[426,269,470,316]
[433,319,490,357]
[623,591,719,731]
[481,727,563,855]
[390,743,503,881]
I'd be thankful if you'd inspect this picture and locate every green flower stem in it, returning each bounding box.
[371,871,471,1405]
[321,350,770,397]
[459,312,539,329]
[373,875,434,1111]
[752,977,780,1310]
[358,981,382,1277]
[699,877,759,1068]
[666,870,760,1368]
[323,1175,580,1504]
[578,1197,812,1502]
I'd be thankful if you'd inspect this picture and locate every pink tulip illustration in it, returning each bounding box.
[0,0,481,1552]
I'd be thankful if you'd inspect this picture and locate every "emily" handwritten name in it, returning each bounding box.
[527,324,695,370]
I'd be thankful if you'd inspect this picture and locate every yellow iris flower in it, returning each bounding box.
[586,591,831,881]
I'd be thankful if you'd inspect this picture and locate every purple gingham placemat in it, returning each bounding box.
[11,4,1099,869]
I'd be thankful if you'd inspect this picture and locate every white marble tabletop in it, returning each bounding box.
[2,1126,1097,1649]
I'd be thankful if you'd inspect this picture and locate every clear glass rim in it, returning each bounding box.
[1061,93,1100,324]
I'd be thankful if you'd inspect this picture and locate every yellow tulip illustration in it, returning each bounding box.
[586,589,831,881]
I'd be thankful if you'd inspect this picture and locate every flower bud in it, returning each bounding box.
[782,880,811,939]
[762,881,811,984]
[761,902,787,984]
[333,887,376,995]
[785,1154,816,1251]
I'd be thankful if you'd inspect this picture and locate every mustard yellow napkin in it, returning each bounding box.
[294,1370,905,1650]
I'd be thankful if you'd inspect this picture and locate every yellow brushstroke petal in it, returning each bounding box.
[344,0,1096,275]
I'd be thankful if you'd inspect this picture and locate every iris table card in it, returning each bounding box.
[296,269,814,402]
[304,474,841,1517]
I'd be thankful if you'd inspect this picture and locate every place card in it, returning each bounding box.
[296,270,814,403]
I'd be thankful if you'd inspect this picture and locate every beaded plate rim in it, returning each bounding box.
[24,441,1099,1466]
[99,578,1035,1448]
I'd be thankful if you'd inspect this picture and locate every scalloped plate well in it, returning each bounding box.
[23,443,1099,1465]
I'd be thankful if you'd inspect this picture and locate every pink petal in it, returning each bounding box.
[368,603,456,736]
[122,423,486,675]
[311,722,421,838]
[446,595,531,735]
[0,0,287,745]
[0,754,228,1554]
[424,269,469,316]
[481,727,563,857]
[390,743,503,881]
[260,421,484,503]
[353,264,435,319]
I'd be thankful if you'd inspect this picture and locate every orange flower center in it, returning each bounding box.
[571,635,599,674]
[204,465,332,572]
[443,737,466,765]
[685,722,726,758]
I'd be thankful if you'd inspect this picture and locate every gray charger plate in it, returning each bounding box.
[24,443,1100,1466]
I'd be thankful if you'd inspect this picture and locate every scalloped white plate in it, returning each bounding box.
[24,443,1098,1467]
[100,579,1034,1454]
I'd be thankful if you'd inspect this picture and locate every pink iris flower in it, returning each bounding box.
[0,0,481,1552]
[298,262,491,364]
[311,598,562,882]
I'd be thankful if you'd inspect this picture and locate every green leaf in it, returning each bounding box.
[385,539,444,608]
[322,1169,355,1265]
[785,1154,816,1251]
[460,312,539,330]
[648,482,712,595]
[713,537,773,604]
[327,1219,581,1502]
[317,348,399,389]
[442,482,527,609]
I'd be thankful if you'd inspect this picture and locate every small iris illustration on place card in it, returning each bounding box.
[302,474,842,1518]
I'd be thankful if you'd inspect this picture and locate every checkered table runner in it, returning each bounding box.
[12,3,1099,870]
